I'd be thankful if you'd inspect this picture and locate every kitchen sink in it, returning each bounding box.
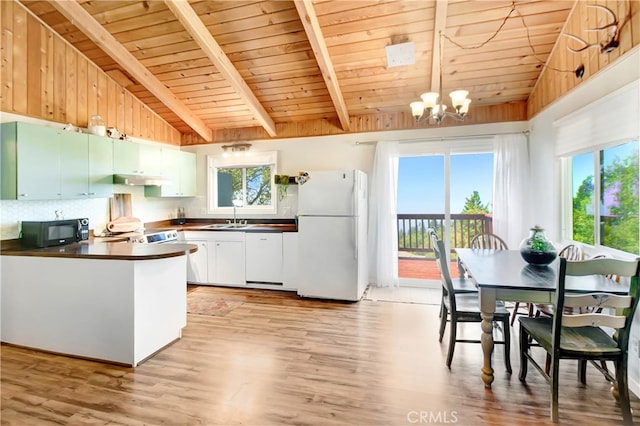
[201,223,252,230]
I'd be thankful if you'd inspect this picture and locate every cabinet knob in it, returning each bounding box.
[89,192,96,196]
[20,193,28,197]
[81,192,88,196]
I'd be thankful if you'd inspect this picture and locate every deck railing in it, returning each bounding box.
[397,213,493,255]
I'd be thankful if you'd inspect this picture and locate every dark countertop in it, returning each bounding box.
[0,219,295,260]
[146,219,298,233]
[1,241,197,260]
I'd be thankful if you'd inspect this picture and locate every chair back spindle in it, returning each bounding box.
[470,233,508,250]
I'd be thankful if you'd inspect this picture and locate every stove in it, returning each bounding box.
[129,229,179,244]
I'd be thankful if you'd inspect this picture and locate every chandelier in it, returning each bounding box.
[410,32,471,125]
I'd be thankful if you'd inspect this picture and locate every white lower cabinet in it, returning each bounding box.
[182,230,295,288]
[182,231,245,286]
[184,240,209,284]
[245,233,283,284]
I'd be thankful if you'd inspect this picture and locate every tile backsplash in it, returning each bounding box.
[1,184,298,240]
[0,198,110,240]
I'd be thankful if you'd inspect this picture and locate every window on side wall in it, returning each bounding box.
[207,151,278,215]
[569,140,639,255]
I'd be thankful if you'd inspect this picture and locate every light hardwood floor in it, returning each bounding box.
[2,285,638,425]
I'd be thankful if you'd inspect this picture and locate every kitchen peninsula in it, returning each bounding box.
[1,241,197,367]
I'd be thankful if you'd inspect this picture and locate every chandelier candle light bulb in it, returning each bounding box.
[410,32,471,125]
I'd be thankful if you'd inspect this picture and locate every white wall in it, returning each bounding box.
[180,135,376,220]
[528,47,640,242]
[528,47,640,397]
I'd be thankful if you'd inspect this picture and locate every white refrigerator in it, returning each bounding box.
[296,170,368,301]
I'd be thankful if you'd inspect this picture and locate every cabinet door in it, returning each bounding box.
[15,124,61,199]
[87,135,114,198]
[185,240,209,283]
[138,144,162,176]
[214,240,245,285]
[178,151,197,196]
[245,233,283,283]
[145,149,196,197]
[113,140,140,174]
[159,149,181,196]
[59,131,89,199]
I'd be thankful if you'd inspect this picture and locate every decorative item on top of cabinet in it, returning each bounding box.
[88,115,106,136]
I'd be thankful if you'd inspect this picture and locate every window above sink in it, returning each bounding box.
[206,151,278,216]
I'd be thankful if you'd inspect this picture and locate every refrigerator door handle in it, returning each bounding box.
[353,218,358,260]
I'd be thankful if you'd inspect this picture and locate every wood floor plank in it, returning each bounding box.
[2,285,638,425]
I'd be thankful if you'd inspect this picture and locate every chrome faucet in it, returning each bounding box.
[231,199,243,224]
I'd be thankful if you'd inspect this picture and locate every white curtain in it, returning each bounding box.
[368,141,399,288]
[492,133,532,249]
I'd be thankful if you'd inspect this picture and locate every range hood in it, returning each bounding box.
[113,174,171,186]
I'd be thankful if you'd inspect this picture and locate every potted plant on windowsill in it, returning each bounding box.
[274,174,290,201]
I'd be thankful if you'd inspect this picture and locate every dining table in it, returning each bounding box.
[455,248,628,389]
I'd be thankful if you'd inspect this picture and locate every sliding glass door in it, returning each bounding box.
[397,150,493,283]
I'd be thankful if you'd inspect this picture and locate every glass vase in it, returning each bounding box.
[519,226,557,266]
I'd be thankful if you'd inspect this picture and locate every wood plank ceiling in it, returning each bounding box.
[19,0,575,143]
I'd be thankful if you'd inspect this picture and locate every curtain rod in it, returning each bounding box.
[355,130,529,145]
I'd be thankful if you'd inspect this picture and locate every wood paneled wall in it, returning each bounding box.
[181,101,528,145]
[528,0,640,119]
[0,1,181,146]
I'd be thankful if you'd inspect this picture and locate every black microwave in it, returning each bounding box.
[21,218,90,248]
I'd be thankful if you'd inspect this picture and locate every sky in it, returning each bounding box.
[397,153,494,214]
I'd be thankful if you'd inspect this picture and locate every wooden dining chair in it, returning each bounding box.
[429,229,512,373]
[429,229,477,295]
[518,256,640,424]
[429,229,477,321]
[558,243,584,261]
[534,243,585,318]
[470,232,508,250]
[469,233,527,326]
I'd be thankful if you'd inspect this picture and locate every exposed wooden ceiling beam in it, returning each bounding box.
[431,0,448,93]
[164,0,277,137]
[49,0,212,141]
[294,0,350,132]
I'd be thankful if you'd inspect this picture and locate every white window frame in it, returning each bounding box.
[555,80,639,255]
[397,137,494,266]
[560,139,639,256]
[206,151,278,215]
